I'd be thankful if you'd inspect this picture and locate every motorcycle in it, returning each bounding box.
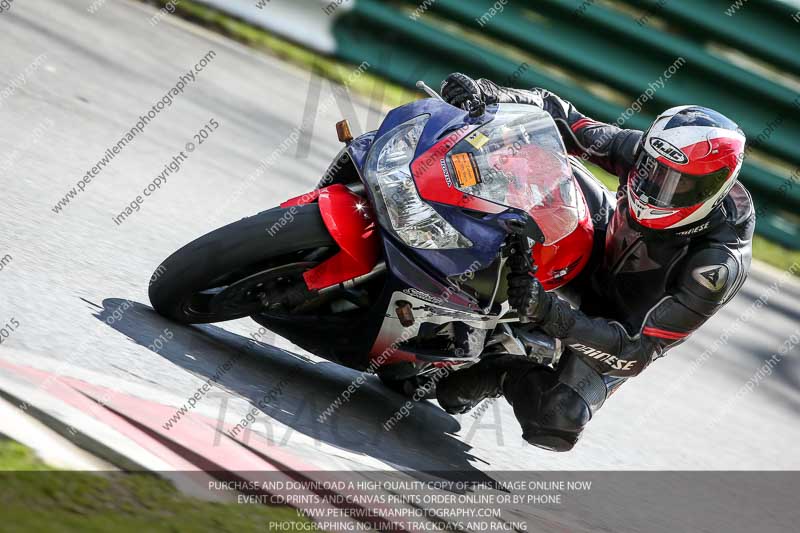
[148,82,594,397]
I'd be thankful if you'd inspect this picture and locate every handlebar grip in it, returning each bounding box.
[466,97,486,118]
[509,234,534,324]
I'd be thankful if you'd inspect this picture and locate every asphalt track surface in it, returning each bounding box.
[1,1,799,531]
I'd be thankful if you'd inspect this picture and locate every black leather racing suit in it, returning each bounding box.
[476,79,755,448]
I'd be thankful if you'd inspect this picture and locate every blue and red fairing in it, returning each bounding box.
[283,98,593,366]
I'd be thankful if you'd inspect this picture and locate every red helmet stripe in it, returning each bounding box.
[656,136,745,175]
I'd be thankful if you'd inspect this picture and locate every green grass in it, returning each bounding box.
[585,162,620,190]
[753,235,800,274]
[142,1,800,277]
[0,438,52,471]
[149,0,417,111]
[0,438,319,532]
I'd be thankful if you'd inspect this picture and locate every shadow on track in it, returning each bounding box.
[94,298,498,485]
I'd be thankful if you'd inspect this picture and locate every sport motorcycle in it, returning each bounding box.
[148,83,594,396]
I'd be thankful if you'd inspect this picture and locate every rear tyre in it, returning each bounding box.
[149,204,334,324]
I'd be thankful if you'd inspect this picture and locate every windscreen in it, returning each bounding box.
[446,105,579,244]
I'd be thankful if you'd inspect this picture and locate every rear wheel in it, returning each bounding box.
[149,204,335,324]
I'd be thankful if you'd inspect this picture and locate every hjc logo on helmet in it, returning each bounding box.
[648,137,689,165]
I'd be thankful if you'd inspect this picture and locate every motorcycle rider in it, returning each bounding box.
[435,73,755,451]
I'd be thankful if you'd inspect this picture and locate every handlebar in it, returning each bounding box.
[416,80,485,117]
[501,215,545,324]
[509,233,535,324]
[415,81,444,101]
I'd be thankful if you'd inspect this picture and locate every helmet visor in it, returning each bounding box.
[631,152,729,208]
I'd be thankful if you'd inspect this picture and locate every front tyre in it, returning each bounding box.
[149,204,334,324]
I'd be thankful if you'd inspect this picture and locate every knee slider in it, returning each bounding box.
[536,382,592,432]
[505,368,591,451]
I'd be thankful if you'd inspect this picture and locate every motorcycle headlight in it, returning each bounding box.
[366,114,472,249]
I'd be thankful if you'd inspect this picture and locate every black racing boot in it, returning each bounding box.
[503,355,606,452]
[436,354,536,415]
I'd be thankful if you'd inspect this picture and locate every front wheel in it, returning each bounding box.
[149,204,335,324]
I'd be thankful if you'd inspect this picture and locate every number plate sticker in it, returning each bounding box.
[451,153,481,188]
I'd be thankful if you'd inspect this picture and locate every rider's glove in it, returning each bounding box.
[506,254,550,323]
[441,73,483,110]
